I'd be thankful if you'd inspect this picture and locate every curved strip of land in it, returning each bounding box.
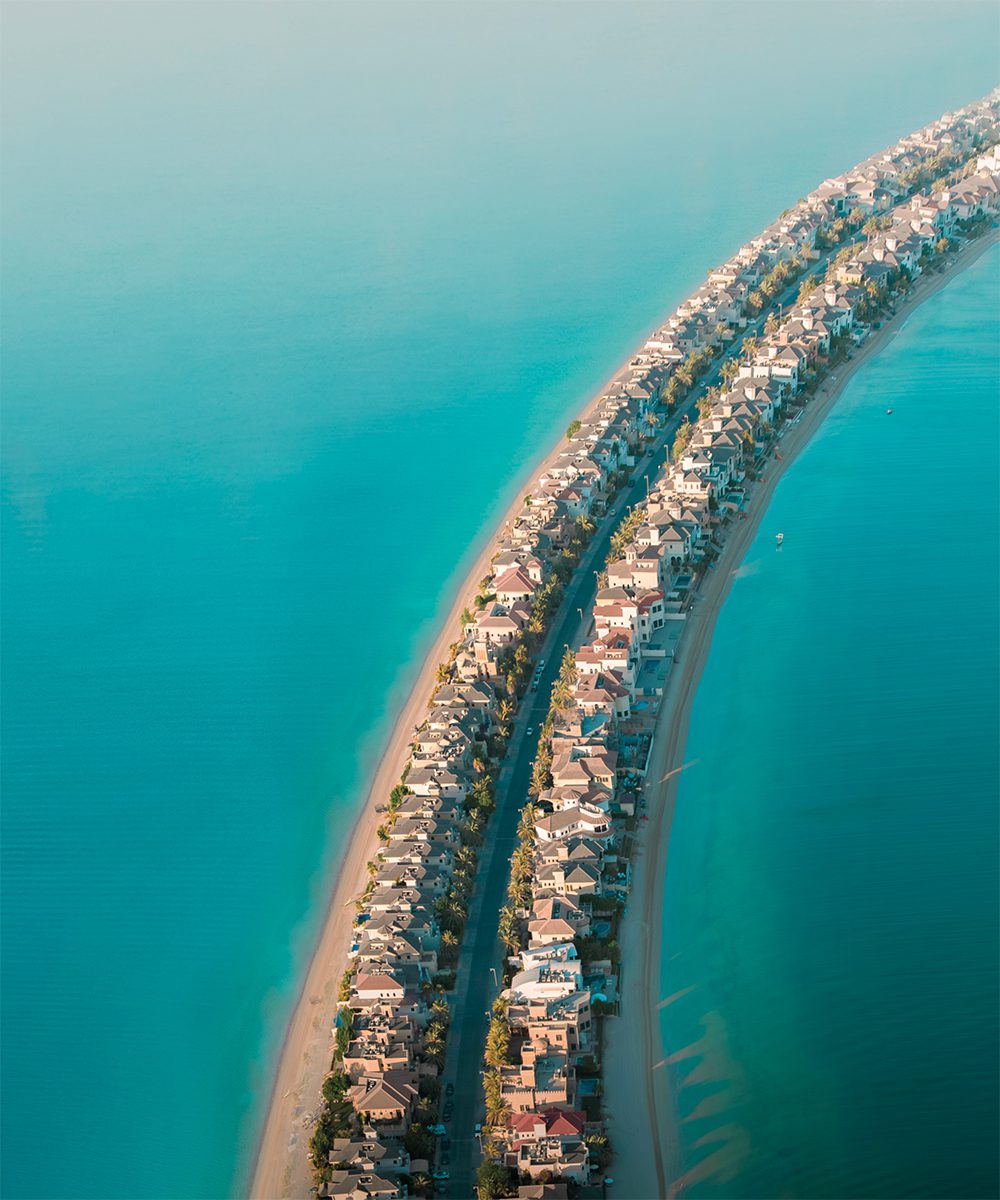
[250,335,680,1200]
[252,90,999,1195]
[602,228,998,1200]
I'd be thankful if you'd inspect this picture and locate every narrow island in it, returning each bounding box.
[252,89,1000,1200]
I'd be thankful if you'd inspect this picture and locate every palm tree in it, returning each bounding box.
[456,845,478,873]
[585,1132,613,1170]
[519,801,539,833]
[411,1174,433,1197]
[507,876,531,909]
[485,1013,511,1068]
[483,1069,510,1127]
[435,893,467,933]
[498,904,521,953]
[510,847,533,889]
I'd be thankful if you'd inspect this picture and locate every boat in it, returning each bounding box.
[775,532,784,545]
[887,407,893,414]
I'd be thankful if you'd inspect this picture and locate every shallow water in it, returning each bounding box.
[660,246,1000,1199]
[2,3,998,1196]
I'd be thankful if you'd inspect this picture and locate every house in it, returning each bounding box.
[322,1170,403,1200]
[510,1137,589,1184]
[341,1034,415,1081]
[550,749,617,791]
[507,962,583,1003]
[353,972,405,1004]
[474,603,524,645]
[535,801,612,849]
[348,1070,419,1128]
[645,516,692,566]
[527,916,584,947]
[328,1139,411,1177]
[499,1050,578,1113]
[530,895,591,936]
[494,566,538,606]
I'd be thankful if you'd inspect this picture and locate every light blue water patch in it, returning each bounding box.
[660,246,1000,1199]
[2,3,998,1197]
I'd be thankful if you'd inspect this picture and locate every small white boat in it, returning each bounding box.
[775,532,784,545]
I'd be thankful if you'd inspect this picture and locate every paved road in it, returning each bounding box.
[441,426,683,1199]
[439,243,843,1198]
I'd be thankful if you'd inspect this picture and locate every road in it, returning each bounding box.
[441,425,683,1199]
[438,242,843,1198]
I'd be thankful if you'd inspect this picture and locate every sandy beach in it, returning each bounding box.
[602,228,998,1200]
[250,221,996,1200]
[249,309,686,1199]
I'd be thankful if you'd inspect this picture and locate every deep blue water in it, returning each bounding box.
[2,4,998,1197]
[660,245,1000,1200]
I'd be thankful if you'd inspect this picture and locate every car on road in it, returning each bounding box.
[442,1104,454,1120]
[429,1123,446,1135]
[441,1154,450,1166]
[432,1171,450,1181]
[474,1122,482,1134]
[441,1137,451,1151]
[526,727,534,737]
[538,658,545,668]
[445,1083,454,1097]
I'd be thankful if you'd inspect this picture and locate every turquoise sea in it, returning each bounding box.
[660,245,1000,1200]
[2,4,997,1198]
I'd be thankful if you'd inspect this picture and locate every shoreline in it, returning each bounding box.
[602,228,998,1200]
[248,291,695,1200]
